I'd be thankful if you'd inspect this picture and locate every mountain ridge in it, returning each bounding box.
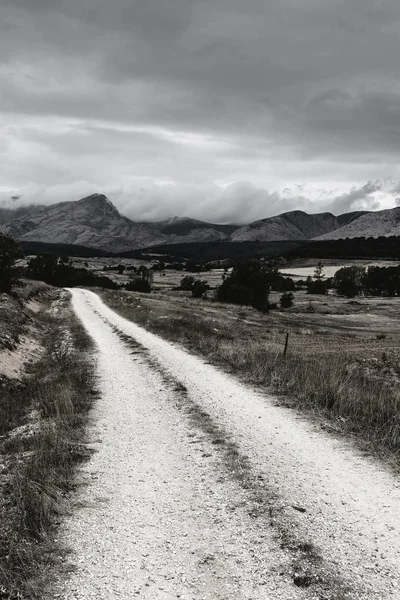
[1,193,398,253]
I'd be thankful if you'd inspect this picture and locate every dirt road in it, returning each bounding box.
[56,289,400,599]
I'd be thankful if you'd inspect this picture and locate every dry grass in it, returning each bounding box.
[99,289,400,464]
[0,281,52,352]
[0,291,95,599]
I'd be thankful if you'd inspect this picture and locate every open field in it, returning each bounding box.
[67,255,400,289]
[99,285,400,463]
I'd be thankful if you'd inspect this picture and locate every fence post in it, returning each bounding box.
[283,332,289,357]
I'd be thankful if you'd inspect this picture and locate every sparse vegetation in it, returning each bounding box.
[0,290,95,598]
[99,289,400,464]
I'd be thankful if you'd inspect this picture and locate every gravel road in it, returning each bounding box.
[56,289,400,599]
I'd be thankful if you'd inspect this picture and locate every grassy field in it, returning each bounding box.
[0,285,96,598]
[71,255,400,289]
[99,285,400,466]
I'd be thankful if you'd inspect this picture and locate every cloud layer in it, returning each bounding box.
[1,0,400,221]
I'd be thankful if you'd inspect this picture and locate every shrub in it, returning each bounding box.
[125,279,151,293]
[179,275,196,291]
[0,234,23,293]
[307,279,328,294]
[307,262,328,295]
[192,280,208,298]
[217,259,279,312]
[280,291,294,308]
[333,266,365,297]
[273,276,295,292]
[362,265,400,296]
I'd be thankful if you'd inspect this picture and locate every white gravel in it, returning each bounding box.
[57,289,400,599]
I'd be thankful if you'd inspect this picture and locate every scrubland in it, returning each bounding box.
[0,285,95,598]
[100,286,400,465]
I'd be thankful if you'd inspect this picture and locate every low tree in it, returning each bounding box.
[125,279,151,293]
[273,276,295,292]
[0,234,23,293]
[27,254,118,289]
[217,259,279,312]
[307,262,328,295]
[126,265,153,293]
[179,275,196,291]
[192,279,208,298]
[362,265,400,296]
[280,291,294,308]
[333,266,365,297]
[137,265,153,286]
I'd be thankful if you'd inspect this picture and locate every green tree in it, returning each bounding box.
[0,234,23,293]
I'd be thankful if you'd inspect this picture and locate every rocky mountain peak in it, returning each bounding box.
[76,193,120,215]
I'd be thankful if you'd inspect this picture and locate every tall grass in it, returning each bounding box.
[0,295,95,598]
[100,290,399,461]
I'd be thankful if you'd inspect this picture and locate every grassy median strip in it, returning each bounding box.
[0,292,96,599]
[99,289,399,465]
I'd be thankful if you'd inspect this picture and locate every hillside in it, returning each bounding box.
[231,210,368,242]
[317,207,400,240]
[1,195,163,253]
[144,216,239,244]
[0,196,240,252]
[1,193,399,254]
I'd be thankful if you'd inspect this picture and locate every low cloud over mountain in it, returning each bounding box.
[2,193,399,254]
[0,179,397,226]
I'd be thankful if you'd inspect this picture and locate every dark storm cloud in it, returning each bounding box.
[1,0,400,220]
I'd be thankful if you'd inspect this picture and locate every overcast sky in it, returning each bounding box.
[1,0,400,223]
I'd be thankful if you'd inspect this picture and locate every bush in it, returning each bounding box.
[280,292,294,308]
[306,278,328,294]
[192,280,208,298]
[125,279,151,293]
[307,262,328,295]
[273,276,295,292]
[333,266,365,297]
[362,265,400,296]
[0,234,23,293]
[217,259,279,312]
[179,275,196,291]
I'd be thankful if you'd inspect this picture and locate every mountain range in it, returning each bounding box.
[1,193,399,253]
